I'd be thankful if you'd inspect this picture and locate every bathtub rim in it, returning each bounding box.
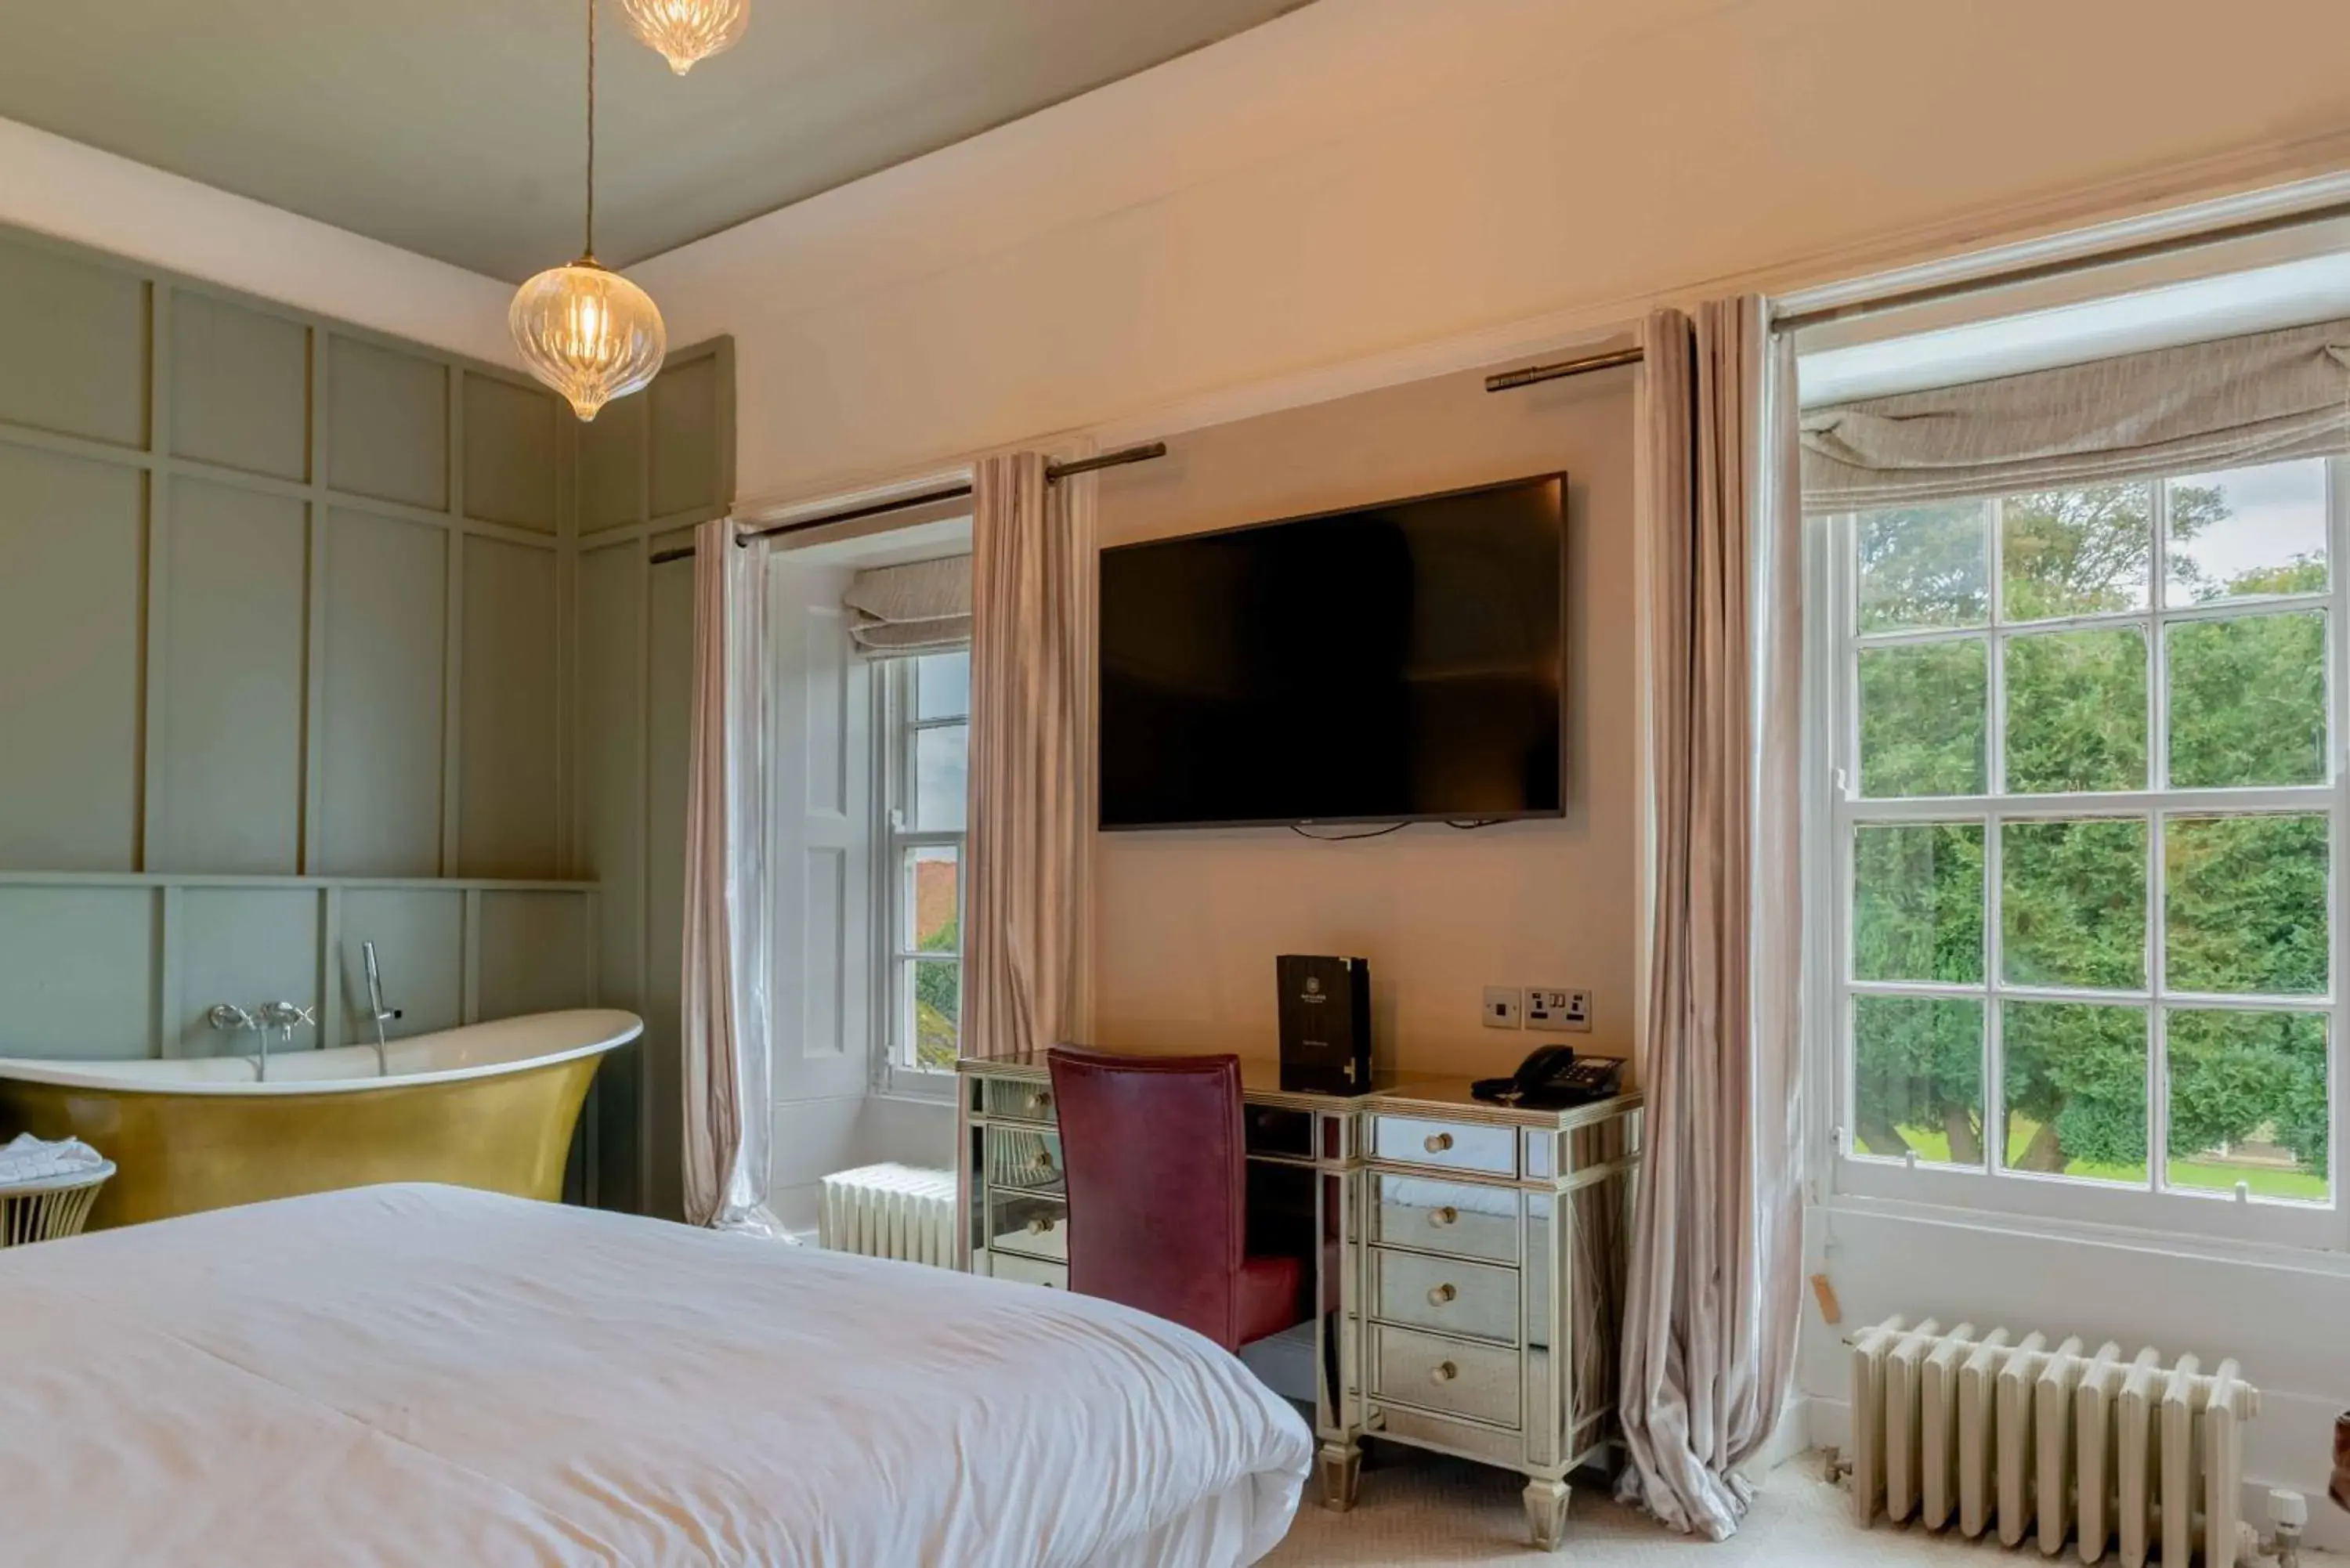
[0,1008,643,1097]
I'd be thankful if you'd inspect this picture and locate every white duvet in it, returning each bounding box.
[0,1183,1311,1566]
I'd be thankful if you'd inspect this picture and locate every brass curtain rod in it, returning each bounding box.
[1773,193,2350,336]
[1484,345,1644,392]
[1488,194,2350,388]
[647,442,1168,565]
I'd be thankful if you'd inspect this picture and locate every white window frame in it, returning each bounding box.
[1813,456,2350,1251]
[871,653,967,1097]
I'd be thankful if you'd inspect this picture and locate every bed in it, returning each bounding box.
[0,1183,1311,1566]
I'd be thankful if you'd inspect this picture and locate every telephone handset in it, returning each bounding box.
[1471,1044,1624,1109]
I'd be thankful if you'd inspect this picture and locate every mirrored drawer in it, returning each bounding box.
[989,1187,1067,1263]
[1372,1115,1516,1177]
[982,1078,1059,1125]
[984,1125,1063,1192]
[1370,1402,1524,1468]
[1245,1104,1315,1160]
[1371,1174,1519,1265]
[1370,1323,1521,1430]
[1371,1247,1519,1344]
[987,1251,1067,1290]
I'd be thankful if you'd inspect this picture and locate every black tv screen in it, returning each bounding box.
[1098,474,1566,829]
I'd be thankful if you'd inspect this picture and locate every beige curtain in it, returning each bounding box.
[964,453,1095,1062]
[1617,298,1805,1537]
[681,518,784,1234]
[1802,315,2350,508]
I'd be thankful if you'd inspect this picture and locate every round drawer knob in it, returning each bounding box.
[1430,1206,1458,1227]
[1032,1151,1055,1169]
[1428,1283,1457,1306]
[1027,1216,1056,1235]
[1424,1133,1453,1154]
[1430,1360,1459,1385]
[1033,1091,1053,1112]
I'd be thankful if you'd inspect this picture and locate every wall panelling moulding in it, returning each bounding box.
[0,220,735,1212]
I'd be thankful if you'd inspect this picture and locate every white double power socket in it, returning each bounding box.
[1483,985,1592,1032]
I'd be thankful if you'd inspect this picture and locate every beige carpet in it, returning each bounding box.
[1266,1447,2341,1566]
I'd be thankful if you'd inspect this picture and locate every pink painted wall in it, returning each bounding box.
[639,0,2350,505]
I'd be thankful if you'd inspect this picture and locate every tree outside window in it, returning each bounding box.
[1838,459,2334,1209]
[890,652,967,1075]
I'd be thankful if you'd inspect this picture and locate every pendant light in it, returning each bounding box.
[618,0,750,75]
[511,0,667,423]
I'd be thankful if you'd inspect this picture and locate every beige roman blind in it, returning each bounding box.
[1802,316,2350,509]
[842,555,971,653]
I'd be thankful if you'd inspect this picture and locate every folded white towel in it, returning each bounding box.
[0,1132,107,1187]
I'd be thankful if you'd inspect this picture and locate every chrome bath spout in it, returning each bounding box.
[252,1000,314,1082]
[207,1003,260,1079]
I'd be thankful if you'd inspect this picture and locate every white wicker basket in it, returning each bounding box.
[0,1161,115,1246]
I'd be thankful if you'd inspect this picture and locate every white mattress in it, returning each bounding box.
[0,1183,1311,1566]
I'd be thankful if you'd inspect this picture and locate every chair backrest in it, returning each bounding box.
[1045,1047,1246,1349]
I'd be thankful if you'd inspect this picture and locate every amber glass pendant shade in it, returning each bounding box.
[619,0,750,74]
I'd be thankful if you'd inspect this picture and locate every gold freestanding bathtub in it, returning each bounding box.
[0,1009,641,1229]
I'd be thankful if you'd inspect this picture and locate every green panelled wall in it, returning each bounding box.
[0,222,732,1215]
[572,339,736,1220]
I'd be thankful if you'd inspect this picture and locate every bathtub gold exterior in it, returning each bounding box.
[0,1054,601,1229]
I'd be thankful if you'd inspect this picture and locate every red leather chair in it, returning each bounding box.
[1045,1047,1312,1353]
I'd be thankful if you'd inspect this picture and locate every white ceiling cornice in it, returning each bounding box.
[0,114,519,367]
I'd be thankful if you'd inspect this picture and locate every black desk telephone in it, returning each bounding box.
[1471,1044,1624,1110]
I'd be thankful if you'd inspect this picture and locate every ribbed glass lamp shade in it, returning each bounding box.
[618,0,750,74]
[508,260,667,422]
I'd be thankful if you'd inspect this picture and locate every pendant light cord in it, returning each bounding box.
[584,0,597,262]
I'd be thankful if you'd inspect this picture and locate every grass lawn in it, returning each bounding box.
[1864,1119,2327,1201]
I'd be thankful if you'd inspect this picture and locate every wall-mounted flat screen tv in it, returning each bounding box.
[1098,473,1566,829]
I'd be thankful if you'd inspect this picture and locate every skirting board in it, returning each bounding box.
[1744,1394,1818,1483]
[1802,1392,2350,1555]
[769,1181,824,1238]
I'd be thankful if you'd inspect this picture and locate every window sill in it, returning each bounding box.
[1817,1187,2350,1278]
[873,1071,957,1104]
[869,1084,956,1107]
[1828,1141,2340,1250]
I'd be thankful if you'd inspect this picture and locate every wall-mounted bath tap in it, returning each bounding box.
[255,1000,314,1036]
[251,1000,314,1082]
[208,1003,273,1081]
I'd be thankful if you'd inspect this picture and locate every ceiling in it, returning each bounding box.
[0,0,1309,280]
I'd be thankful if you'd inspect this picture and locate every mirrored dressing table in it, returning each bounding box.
[955,1053,1642,1551]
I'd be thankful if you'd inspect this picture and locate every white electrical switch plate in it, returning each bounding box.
[1483,985,1524,1029]
[1528,988,1593,1032]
